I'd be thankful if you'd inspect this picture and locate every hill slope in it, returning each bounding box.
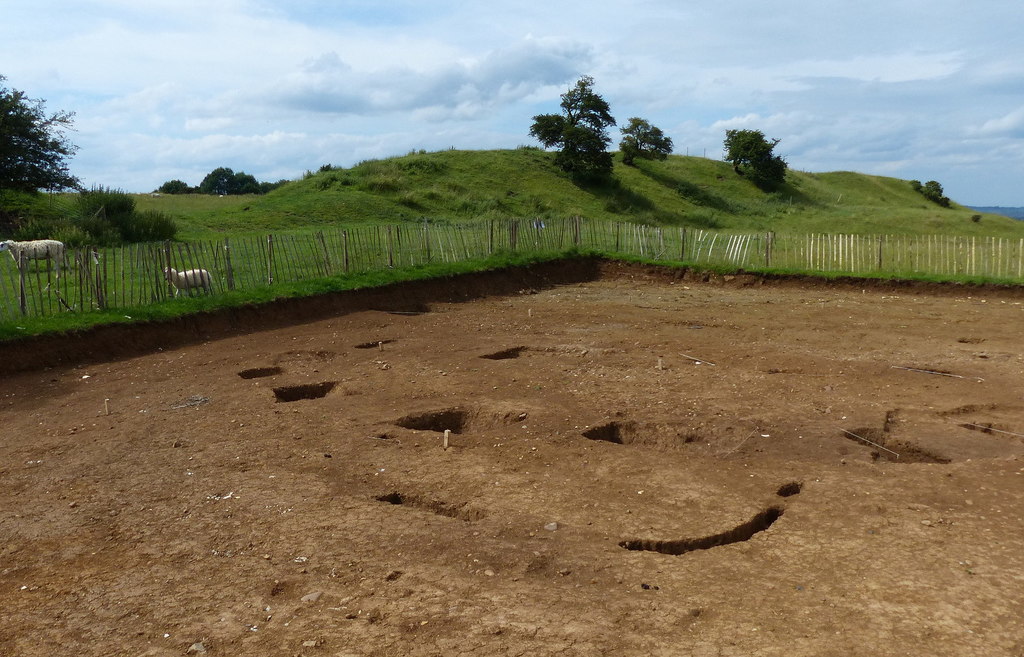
[150,149,1024,239]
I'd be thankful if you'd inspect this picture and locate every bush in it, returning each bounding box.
[70,187,178,244]
[0,190,65,235]
[121,210,177,242]
[49,223,92,248]
[13,215,64,241]
[911,179,950,208]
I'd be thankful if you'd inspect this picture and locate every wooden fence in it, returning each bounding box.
[2,217,1023,321]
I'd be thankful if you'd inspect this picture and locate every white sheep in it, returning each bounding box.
[0,239,66,277]
[164,267,212,296]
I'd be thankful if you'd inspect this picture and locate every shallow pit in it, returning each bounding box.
[395,408,470,434]
[480,346,528,360]
[272,381,337,403]
[842,427,949,464]
[355,339,396,349]
[620,507,784,556]
[583,421,637,444]
[776,482,803,498]
[238,366,283,379]
[374,491,484,521]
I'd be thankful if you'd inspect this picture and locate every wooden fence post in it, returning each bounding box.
[267,234,274,284]
[18,251,27,316]
[765,231,774,267]
[876,235,884,270]
[343,230,350,272]
[224,238,235,290]
[94,248,106,310]
[424,221,432,263]
[387,226,394,268]
[317,231,331,275]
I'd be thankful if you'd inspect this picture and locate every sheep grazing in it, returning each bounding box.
[164,267,212,296]
[0,239,66,277]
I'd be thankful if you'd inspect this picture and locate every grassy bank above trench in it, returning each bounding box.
[3,247,1022,344]
[0,251,571,342]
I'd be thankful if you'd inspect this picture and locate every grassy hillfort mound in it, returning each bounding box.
[137,149,1024,239]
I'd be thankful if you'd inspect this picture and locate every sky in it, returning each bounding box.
[2,0,1023,205]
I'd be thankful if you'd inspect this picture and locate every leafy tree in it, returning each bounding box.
[199,167,236,195]
[723,129,787,191]
[0,74,80,193]
[619,118,673,166]
[198,167,269,195]
[529,76,616,180]
[259,179,290,194]
[910,179,951,207]
[231,171,260,195]
[156,179,192,194]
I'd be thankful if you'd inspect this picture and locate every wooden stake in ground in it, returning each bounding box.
[443,429,450,450]
[104,398,110,416]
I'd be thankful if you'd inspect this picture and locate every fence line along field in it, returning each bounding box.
[2,216,1024,320]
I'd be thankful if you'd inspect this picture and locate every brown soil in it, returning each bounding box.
[2,260,1023,656]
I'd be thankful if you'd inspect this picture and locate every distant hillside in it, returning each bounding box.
[970,206,1024,220]
[143,149,1024,240]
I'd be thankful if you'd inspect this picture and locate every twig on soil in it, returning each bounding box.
[960,423,1024,439]
[679,353,716,366]
[842,429,900,459]
[891,366,984,382]
[720,428,758,456]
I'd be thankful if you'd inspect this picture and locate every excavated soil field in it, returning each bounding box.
[1,259,1023,656]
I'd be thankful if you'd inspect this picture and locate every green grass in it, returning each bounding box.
[0,250,568,342]
[133,149,1024,240]
[6,149,1022,341]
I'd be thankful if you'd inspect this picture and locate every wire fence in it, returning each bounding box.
[2,217,1023,321]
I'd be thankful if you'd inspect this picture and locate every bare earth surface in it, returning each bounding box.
[2,262,1023,656]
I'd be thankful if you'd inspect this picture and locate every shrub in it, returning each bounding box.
[13,215,63,241]
[122,210,177,242]
[49,223,92,248]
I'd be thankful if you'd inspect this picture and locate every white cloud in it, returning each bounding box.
[3,0,1024,204]
[972,107,1024,138]
[272,37,592,119]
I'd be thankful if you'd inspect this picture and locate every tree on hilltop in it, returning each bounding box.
[529,76,616,180]
[198,167,261,195]
[157,179,192,194]
[910,179,951,208]
[723,128,787,191]
[619,118,673,166]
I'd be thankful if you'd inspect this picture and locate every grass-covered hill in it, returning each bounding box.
[137,148,1024,240]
